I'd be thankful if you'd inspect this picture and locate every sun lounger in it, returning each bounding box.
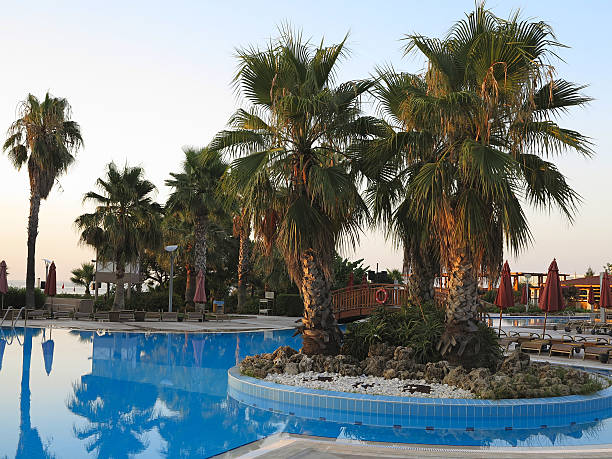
[185,312,204,322]
[520,339,549,355]
[583,345,612,362]
[26,309,48,320]
[74,312,92,320]
[144,311,161,322]
[162,312,178,322]
[94,312,109,322]
[206,313,229,322]
[549,343,579,358]
[119,311,135,322]
[53,311,71,320]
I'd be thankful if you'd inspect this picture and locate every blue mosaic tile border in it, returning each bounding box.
[228,366,612,430]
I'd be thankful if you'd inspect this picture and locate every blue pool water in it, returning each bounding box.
[1,326,612,458]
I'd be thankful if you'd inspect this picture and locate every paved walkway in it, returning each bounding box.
[9,315,298,333]
[217,434,612,458]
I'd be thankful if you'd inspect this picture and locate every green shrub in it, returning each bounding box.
[3,287,46,308]
[275,294,303,317]
[237,296,260,314]
[341,302,445,363]
[92,290,182,311]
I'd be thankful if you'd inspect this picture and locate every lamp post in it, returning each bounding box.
[524,273,532,312]
[165,245,178,312]
[42,259,52,289]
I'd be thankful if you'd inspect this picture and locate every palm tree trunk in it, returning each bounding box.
[438,245,480,364]
[193,215,207,283]
[299,249,342,355]
[407,241,439,304]
[25,191,41,308]
[113,261,125,310]
[236,223,250,310]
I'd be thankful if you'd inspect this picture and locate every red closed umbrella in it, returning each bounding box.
[600,272,612,311]
[494,261,514,336]
[44,262,57,310]
[520,283,528,305]
[539,259,565,336]
[588,287,595,306]
[193,269,206,304]
[347,272,354,288]
[0,260,8,308]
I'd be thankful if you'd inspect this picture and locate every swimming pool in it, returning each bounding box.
[1,326,612,458]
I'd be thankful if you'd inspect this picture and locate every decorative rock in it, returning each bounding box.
[362,356,386,377]
[284,362,299,375]
[368,342,395,359]
[298,356,313,373]
[499,349,530,374]
[424,361,450,383]
[383,368,397,380]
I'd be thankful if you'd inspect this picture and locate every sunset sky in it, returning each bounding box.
[0,0,610,285]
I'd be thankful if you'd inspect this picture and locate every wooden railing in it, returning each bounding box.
[331,283,448,320]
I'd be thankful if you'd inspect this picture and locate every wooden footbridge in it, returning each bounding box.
[331,283,447,321]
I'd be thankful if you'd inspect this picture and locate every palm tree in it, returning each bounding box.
[233,206,251,310]
[356,70,441,304]
[210,28,379,354]
[165,148,230,306]
[70,262,95,296]
[391,5,591,362]
[3,93,83,307]
[75,163,162,310]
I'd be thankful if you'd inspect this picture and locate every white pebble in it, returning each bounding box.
[264,371,475,399]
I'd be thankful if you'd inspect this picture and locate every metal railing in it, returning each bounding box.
[0,306,27,328]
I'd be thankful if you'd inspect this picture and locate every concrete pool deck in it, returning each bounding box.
[7,314,298,332]
[218,434,612,458]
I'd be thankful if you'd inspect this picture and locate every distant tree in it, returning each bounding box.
[331,254,369,290]
[387,269,404,284]
[70,262,95,296]
[165,148,230,305]
[76,163,162,310]
[3,93,83,307]
[605,263,612,275]
[586,266,595,277]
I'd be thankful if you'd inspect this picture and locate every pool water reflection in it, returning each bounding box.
[0,327,611,458]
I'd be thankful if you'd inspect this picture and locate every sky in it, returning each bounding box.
[0,0,610,285]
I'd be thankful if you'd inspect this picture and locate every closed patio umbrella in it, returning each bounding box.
[588,287,595,306]
[44,262,57,310]
[494,261,514,336]
[193,270,206,307]
[538,259,565,336]
[600,272,612,317]
[0,261,8,308]
[41,328,55,376]
[520,283,528,305]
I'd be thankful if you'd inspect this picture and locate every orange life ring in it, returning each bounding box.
[375,287,389,304]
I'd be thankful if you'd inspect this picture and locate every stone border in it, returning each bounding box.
[228,366,612,430]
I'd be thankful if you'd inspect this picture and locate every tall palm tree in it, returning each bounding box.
[75,163,162,310]
[233,206,251,310]
[165,148,230,305]
[354,69,442,304]
[210,28,380,354]
[3,93,83,307]
[70,262,95,296]
[390,5,591,362]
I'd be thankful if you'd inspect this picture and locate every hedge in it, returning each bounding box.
[2,287,46,308]
[275,293,303,317]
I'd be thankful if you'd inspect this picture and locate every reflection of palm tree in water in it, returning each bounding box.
[67,378,159,458]
[16,328,54,459]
